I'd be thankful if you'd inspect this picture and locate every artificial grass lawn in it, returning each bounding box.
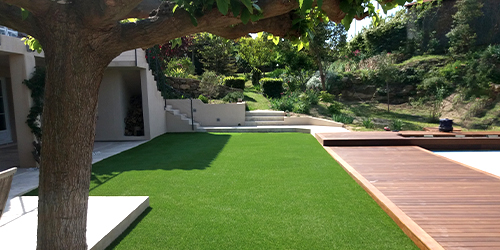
[89,133,417,249]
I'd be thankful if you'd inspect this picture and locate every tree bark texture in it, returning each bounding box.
[35,17,117,250]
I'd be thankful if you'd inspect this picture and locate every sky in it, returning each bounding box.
[347,2,405,40]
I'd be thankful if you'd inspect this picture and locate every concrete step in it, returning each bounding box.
[245,121,285,126]
[201,126,309,133]
[245,110,284,116]
[245,116,284,121]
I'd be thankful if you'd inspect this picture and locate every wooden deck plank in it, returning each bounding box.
[323,146,500,250]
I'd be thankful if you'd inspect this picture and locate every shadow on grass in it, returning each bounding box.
[105,207,152,250]
[243,94,257,102]
[348,103,429,122]
[27,133,231,195]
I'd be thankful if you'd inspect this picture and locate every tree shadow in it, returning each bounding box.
[105,207,152,250]
[243,95,257,102]
[27,133,231,195]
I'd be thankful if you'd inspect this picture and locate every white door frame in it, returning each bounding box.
[0,77,13,145]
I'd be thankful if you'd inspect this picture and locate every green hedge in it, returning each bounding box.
[261,78,283,98]
[223,76,245,90]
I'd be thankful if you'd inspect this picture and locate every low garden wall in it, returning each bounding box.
[166,99,246,127]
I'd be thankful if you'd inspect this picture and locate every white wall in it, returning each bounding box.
[165,99,246,127]
[141,68,168,138]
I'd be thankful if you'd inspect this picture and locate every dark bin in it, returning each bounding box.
[439,118,453,132]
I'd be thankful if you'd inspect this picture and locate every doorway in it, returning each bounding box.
[0,77,12,145]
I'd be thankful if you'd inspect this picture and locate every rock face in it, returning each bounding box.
[166,77,242,99]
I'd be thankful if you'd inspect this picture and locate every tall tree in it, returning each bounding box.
[309,21,347,90]
[194,33,238,75]
[237,33,277,72]
[0,0,406,248]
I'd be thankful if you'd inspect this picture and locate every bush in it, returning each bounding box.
[332,113,354,124]
[319,91,336,103]
[251,68,262,86]
[222,91,244,103]
[261,78,283,98]
[391,119,404,131]
[164,57,195,78]
[199,71,223,99]
[269,91,310,114]
[267,68,286,78]
[304,89,320,105]
[198,94,208,103]
[327,101,343,114]
[362,117,374,129]
[223,76,245,90]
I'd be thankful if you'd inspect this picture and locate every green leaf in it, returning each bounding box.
[172,5,179,13]
[240,8,250,24]
[297,42,304,51]
[250,13,262,22]
[240,0,253,14]
[230,0,242,17]
[217,0,229,15]
[272,36,280,45]
[417,0,424,3]
[341,13,354,30]
[21,8,29,20]
[301,0,313,14]
[189,14,198,26]
[171,38,182,48]
[317,0,323,8]
[252,3,262,13]
[299,0,304,8]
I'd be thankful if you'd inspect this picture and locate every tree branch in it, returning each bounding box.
[0,2,38,35]
[79,0,145,26]
[110,0,301,53]
[209,14,295,40]
[0,0,53,14]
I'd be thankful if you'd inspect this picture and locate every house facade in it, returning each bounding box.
[0,29,172,168]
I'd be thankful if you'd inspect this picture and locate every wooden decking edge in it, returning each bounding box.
[323,146,444,250]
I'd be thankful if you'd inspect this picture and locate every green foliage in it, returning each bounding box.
[269,91,310,114]
[303,88,320,105]
[362,117,375,129]
[199,71,223,99]
[391,119,404,131]
[194,33,238,75]
[327,101,344,115]
[223,76,245,90]
[319,91,336,103]
[237,34,276,69]
[198,94,209,103]
[446,0,483,55]
[251,68,262,86]
[222,91,244,103]
[332,113,354,124]
[164,57,195,78]
[267,68,286,79]
[23,66,45,163]
[260,78,283,99]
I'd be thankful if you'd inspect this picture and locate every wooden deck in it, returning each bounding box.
[315,132,500,150]
[323,146,500,250]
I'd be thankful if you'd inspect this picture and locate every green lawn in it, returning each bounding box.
[243,81,271,110]
[89,133,416,249]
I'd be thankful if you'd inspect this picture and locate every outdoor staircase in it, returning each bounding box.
[165,105,204,131]
[244,110,285,126]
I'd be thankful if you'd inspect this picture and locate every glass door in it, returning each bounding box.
[0,78,12,144]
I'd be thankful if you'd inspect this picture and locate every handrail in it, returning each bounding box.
[145,49,195,131]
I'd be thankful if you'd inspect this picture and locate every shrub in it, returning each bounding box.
[199,71,223,99]
[223,76,245,90]
[261,78,283,98]
[327,101,343,114]
[391,119,404,131]
[222,91,244,103]
[319,91,336,103]
[198,94,208,103]
[362,117,374,129]
[267,68,286,78]
[304,88,320,105]
[251,68,262,86]
[332,113,354,124]
[269,91,310,114]
[164,57,195,78]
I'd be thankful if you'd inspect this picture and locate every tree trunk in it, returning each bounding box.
[317,57,326,91]
[36,23,114,250]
